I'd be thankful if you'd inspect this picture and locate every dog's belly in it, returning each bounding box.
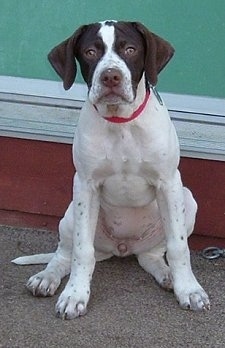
[95,174,165,256]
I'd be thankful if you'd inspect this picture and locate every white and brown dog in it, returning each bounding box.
[13,20,210,319]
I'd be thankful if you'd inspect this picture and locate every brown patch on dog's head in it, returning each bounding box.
[132,22,175,86]
[48,21,174,90]
[48,24,101,90]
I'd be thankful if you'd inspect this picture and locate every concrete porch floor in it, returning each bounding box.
[1,225,225,348]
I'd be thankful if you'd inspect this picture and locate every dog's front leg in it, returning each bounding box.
[56,174,99,319]
[156,170,210,311]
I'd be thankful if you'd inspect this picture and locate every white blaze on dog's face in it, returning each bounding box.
[76,21,146,108]
[88,22,134,105]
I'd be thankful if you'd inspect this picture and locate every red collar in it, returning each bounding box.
[95,90,150,124]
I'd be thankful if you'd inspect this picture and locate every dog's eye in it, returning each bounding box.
[85,49,97,58]
[125,47,136,56]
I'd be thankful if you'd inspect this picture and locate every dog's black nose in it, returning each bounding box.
[100,68,122,87]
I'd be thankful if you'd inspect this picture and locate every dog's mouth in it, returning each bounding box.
[96,87,135,105]
[100,92,126,104]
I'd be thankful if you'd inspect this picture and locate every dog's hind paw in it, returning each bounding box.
[159,273,173,291]
[26,270,61,297]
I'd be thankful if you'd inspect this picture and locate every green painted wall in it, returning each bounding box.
[0,0,224,97]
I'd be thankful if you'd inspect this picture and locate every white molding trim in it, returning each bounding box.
[0,76,225,161]
[0,76,88,101]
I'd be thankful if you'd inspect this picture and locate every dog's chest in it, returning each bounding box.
[103,125,147,173]
[91,124,157,207]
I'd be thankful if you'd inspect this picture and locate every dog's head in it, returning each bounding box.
[48,20,174,105]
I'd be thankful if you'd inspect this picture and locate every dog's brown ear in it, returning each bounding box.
[48,25,87,90]
[133,22,175,86]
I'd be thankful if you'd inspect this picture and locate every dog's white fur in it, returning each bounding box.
[12,21,210,319]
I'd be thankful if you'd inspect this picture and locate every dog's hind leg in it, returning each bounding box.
[137,244,173,290]
[26,203,74,297]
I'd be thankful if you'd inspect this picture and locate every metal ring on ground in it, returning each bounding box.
[202,247,221,259]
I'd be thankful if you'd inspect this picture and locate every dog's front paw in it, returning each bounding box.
[55,284,90,319]
[175,286,210,311]
[26,270,61,297]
